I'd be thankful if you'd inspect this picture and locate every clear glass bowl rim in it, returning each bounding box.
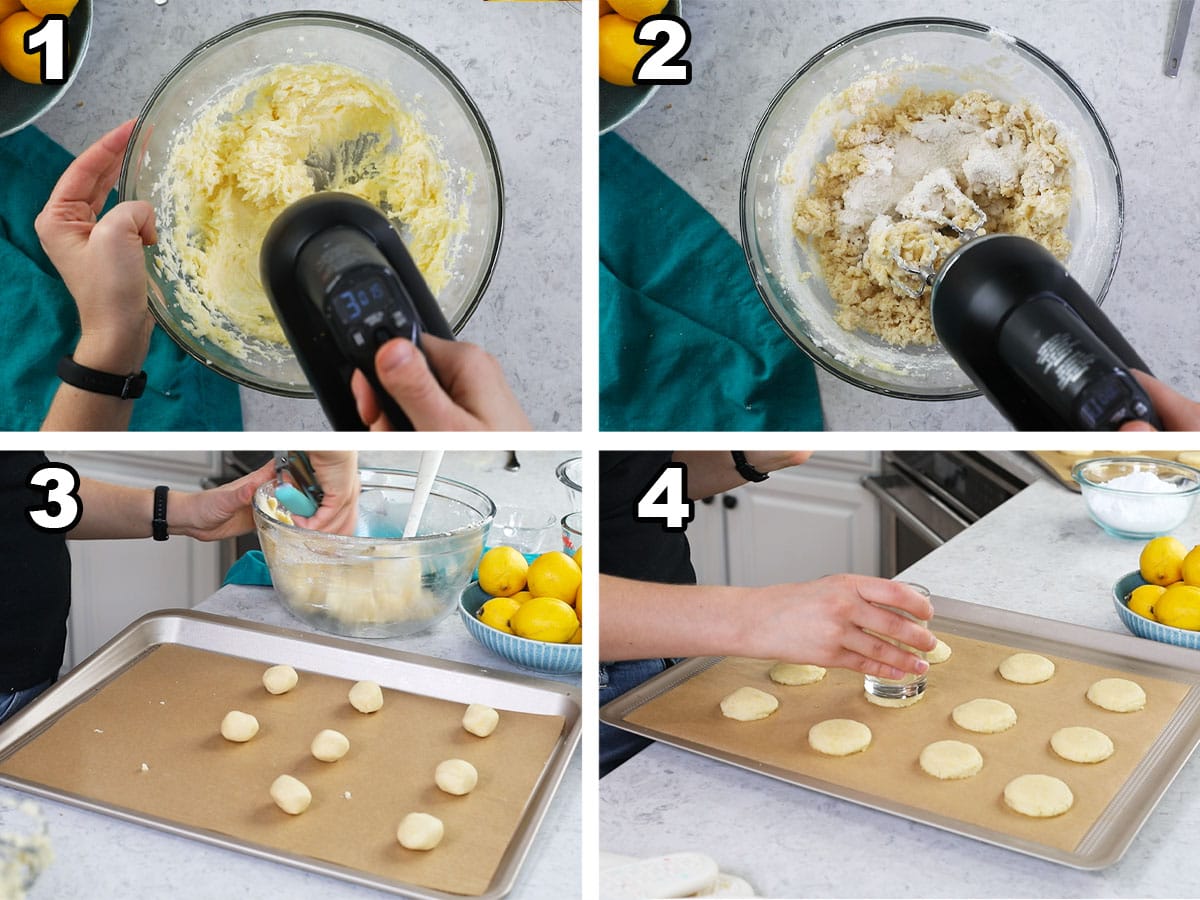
[1071,456,1200,497]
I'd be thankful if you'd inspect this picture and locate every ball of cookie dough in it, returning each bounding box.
[809,718,872,756]
[462,703,499,737]
[919,740,983,779]
[220,710,259,743]
[719,686,779,721]
[397,812,444,850]
[349,680,384,713]
[1050,726,1114,763]
[768,662,826,685]
[952,698,1017,734]
[998,653,1055,685]
[270,774,312,815]
[434,759,479,796]
[1003,773,1073,817]
[311,729,350,762]
[263,664,298,695]
[927,639,952,664]
[1086,677,1146,712]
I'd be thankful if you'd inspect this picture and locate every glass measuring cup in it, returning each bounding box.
[863,583,932,701]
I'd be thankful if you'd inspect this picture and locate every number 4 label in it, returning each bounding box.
[25,14,69,85]
[26,463,82,533]
[634,15,692,86]
[635,462,694,532]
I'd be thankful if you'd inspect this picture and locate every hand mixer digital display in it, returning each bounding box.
[260,192,455,431]
[873,182,1159,431]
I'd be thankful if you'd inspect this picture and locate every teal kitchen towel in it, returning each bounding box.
[599,133,824,431]
[223,550,273,587]
[0,127,242,431]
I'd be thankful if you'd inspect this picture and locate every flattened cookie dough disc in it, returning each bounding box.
[1004,774,1074,817]
[808,718,872,756]
[1087,677,1146,712]
[998,652,1055,684]
[927,639,952,664]
[1051,726,1115,763]
[919,740,983,779]
[952,698,1017,733]
[720,686,779,721]
[768,662,826,685]
[865,690,925,708]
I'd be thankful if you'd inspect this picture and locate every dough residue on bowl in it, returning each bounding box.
[793,86,1072,346]
[155,61,467,359]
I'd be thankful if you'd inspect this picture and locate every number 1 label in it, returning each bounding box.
[24,14,68,85]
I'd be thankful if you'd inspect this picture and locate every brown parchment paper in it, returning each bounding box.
[1029,451,1196,491]
[623,631,1192,853]
[0,645,565,896]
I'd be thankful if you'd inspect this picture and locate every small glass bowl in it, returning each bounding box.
[1072,457,1200,539]
[740,18,1123,400]
[556,456,583,512]
[254,468,495,637]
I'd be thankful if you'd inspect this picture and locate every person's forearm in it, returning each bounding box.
[71,479,206,540]
[41,334,150,432]
[671,452,752,499]
[599,574,756,661]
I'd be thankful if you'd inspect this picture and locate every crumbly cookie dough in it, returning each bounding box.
[998,652,1056,685]
[919,739,983,780]
[928,639,952,664]
[157,62,465,359]
[720,686,779,721]
[1003,773,1074,818]
[793,87,1072,345]
[1087,677,1147,712]
[768,662,826,685]
[952,698,1017,734]
[1051,726,1115,763]
[808,718,872,756]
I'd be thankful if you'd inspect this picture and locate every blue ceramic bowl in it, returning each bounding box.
[1112,570,1200,650]
[459,583,581,675]
[0,0,92,138]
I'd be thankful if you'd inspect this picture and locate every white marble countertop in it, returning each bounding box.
[6,450,581,899]
[614,0,1200,431]
[598,476,1200,897]
[35,0,580,431]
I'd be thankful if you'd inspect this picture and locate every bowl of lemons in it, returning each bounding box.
[0,0,91,137]
[458,546,582,675]
[599,0,681,134]
[1113,536,1200,649]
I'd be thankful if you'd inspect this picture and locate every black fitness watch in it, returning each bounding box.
[731,451,769,483]
[152,485,170,541]
[57,355,147,400]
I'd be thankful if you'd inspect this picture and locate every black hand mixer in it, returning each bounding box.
[260,192,455,431]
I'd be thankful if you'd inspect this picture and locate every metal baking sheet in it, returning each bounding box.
[0,611,581,899]
[599,594,1200,869]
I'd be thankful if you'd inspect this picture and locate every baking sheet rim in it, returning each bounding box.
[599,595,1200,870]
[0,610,582,900]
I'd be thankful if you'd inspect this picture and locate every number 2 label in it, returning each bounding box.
[24,14,68,85]
[634,15,692,86]
[635,462,693,532]
[26,463,82,533]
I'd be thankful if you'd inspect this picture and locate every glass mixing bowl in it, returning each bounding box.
[740,18,1123,400]
[253,468,495,638]
[119,11,504,397]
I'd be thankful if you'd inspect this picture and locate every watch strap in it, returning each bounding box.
[731,451,769,483]
[57,355,147,400]
[152,485,169,541]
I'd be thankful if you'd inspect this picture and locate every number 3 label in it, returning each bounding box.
[634,15,692,86]
[26,463,82,533]
[636,463,693,532]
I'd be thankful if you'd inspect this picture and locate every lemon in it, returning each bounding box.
[0,11,43,84]
[527,551,582,604]
[1127,584,1165,620]
[478,546,528,597]
[511,590,534,604]
[22,0,78,14]
[573,546,583,569]
[477,596,521,634]
[574,582,582,621]
[1139,536,1187,587]
[609,0,668,20]
[510,596,579,643]
[599,0,613,15]
[568,625,582,645]
[1153,583,1200,630]
[1182,545,1200,587]
[0,1,23,20]
[599,14,648,87]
